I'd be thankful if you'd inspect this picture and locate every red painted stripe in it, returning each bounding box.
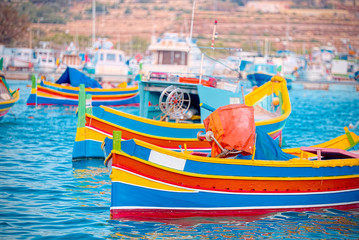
[86,116,211,149]
[110,203,359,220]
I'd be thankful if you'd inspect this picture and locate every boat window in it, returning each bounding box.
[106,53,116,62]
[100,53,104,61]
[160,51,187,65]
[24,53,29,57]
[119,54,123,62]
[16,52,22,56]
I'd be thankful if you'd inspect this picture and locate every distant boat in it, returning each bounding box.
[142,33,213,76]
[297,61,331,82]
[33,48,57,73]
[0,70,19,120]
[26,67,139,106]
[83,49,129,82]
[57,53,83,72]
[6,48,34,71]
[247,63,293,89]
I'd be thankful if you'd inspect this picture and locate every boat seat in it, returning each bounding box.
[300,147,359,160]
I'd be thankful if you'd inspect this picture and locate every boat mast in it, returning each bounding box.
[92,0,96,47]
[187,0,196,74]
[189,0,195,43]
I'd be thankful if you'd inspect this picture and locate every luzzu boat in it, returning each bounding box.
[103,104,359,220]
[0,70,19,120]
[72,75,291,159]
[26,67,139,106]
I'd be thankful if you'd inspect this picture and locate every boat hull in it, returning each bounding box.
[0,75,20,120]
[110,171,359,219]
[106,135,359,219]
[73,76,291,159]
[26,81,139,106]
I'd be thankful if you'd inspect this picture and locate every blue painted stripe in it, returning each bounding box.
[26,94,37,105]
[118,141,359,178]
[183,159,358,177]
[93,107,201,138]
[72,139,104,159]
[111,181,359,209]
[0,101,16,109]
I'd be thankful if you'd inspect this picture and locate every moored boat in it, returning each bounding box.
[26,67,139,106]
[72,75,291,159]
[103,103,359,219]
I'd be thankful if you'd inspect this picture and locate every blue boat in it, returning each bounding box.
[247,63,293,89]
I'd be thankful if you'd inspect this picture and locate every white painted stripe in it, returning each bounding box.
[149,150,186,171]
[87,126,112,137]
[111,200,359,211]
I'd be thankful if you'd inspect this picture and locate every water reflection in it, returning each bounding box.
[106,209,359,239]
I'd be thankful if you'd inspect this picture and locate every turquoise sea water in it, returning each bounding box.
[1,80,359,239]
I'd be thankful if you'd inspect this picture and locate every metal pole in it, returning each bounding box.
[189,0,195,43]
[92,0,96,47]
[199,53,204,83]
[211,20,217,49]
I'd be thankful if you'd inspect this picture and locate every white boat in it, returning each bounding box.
[57,43,84,72]
[7,48,34,71]
[0,47,16,71]
[142,33,214,77]
[57,53,83,72]
[84,49,129,82]
[33,48,57,73]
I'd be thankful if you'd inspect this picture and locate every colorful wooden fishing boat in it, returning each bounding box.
[72,75,291,159]
[26,67,139,106]
[0,70,19,120]
[103,104,359,219]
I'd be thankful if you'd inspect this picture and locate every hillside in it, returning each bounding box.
[34,0,359,55]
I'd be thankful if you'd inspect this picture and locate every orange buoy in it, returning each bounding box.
[252,86,258,91]
[272,97,280,106]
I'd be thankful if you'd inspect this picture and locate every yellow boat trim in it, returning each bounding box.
[245,76,291,126]
[113,149,359,181]
[74,126,110,142]
[0,90,20,105]
[283,131,359,158]
[111,166,196,192]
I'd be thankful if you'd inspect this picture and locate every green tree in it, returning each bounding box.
[0,3,30,44]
